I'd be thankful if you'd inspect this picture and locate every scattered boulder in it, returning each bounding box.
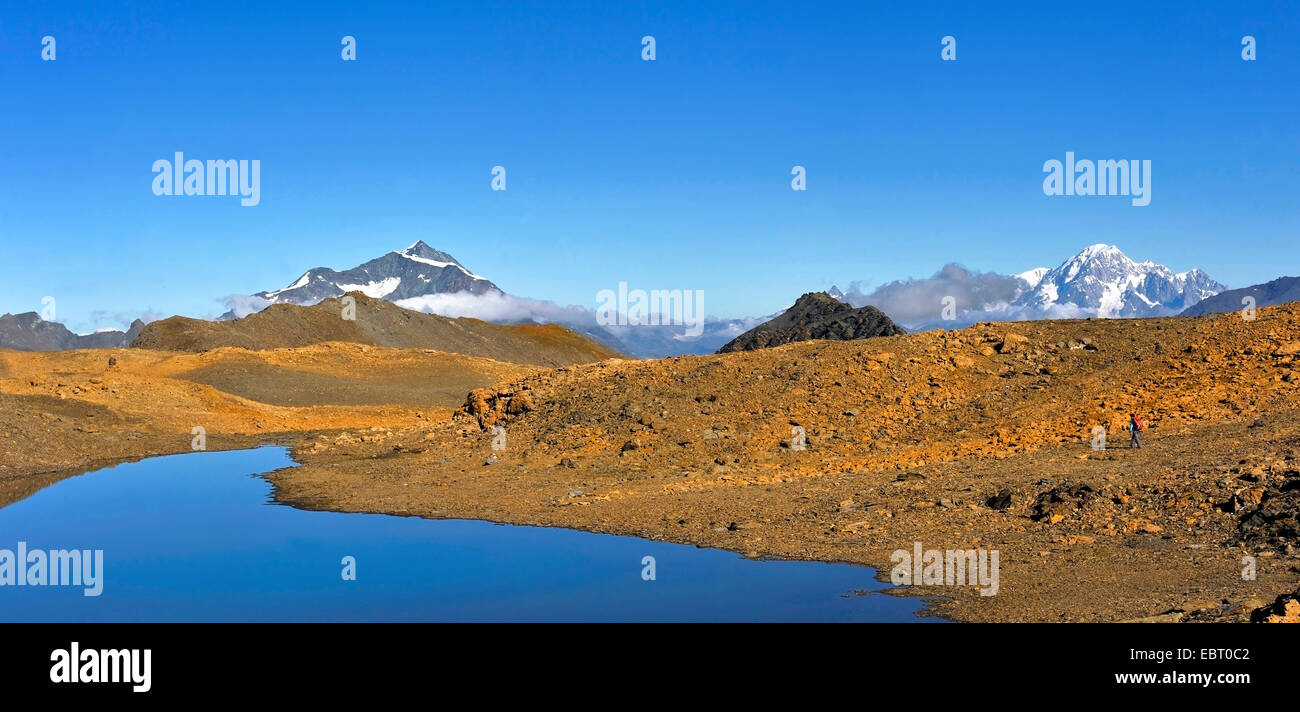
[462,389,535,428]
[987,489,1014,511]
[1033,481,1095,524]
[1250,589,1300,623]
[997,333,1030,354]
[1229,471,1300,552]
[505,392,534,415]
[1272,341,1300,357]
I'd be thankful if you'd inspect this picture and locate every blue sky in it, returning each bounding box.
[1,0,1297,332]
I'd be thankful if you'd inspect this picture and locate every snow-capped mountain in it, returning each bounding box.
[841,244,1227,331]
[1011,244,1225,318]
[1015,267,1049,289]
[220,242,749,357]
[228,241,500,317]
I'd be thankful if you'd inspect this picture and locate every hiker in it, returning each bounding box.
[1128,413,1144,449]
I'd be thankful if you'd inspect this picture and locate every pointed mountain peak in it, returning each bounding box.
[1078,243,1123,258]
[787,291,851,313]
[1065,244,1135,268]
[400,240,459,264]
[226,241,501,319]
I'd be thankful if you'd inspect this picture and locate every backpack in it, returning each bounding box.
[1134,417,1144,431]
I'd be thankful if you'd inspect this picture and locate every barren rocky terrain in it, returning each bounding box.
[0,342,540,502]
[3,304,1299,622]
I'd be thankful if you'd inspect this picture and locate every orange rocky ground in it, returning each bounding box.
[3,306,1300,621]
[0,342,540,505]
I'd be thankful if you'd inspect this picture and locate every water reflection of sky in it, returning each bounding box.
[0,448,934,622]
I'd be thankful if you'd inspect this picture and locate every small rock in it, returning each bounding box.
[987,489,1014,511]
[997,333,1030,354]
[1272,341,1300,357]
[1250,589,1300,623]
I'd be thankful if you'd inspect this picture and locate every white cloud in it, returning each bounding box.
[843,263,1026,326]
[394,291,599,327]
[221,294,272,319]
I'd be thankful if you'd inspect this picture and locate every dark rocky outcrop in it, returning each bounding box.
[717,292,904,353]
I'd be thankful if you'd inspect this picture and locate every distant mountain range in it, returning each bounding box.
[1012,244,1224,318]
[838,244,1230,331]
[6,241,1298,357]
[0,312,144,351]
[1180,276,1300,317]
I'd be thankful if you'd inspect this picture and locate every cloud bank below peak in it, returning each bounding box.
[837,244,1225,331]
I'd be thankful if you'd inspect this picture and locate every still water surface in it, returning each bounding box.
[0,447,934,622]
